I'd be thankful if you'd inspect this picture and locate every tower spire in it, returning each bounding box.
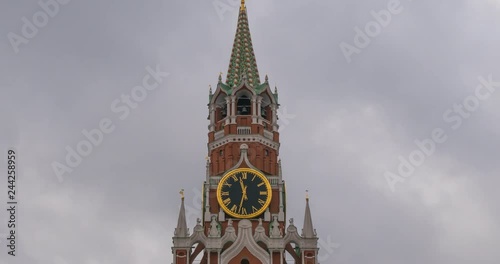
[174,189,189,237]
[302,190,317,238]
[226,0,260,88]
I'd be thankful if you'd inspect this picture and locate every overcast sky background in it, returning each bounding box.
[1,0,500,263]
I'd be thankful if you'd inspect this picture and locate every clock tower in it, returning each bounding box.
[172,1,319,263]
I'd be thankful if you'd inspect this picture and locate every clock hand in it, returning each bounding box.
[240,177,245,191]
[244,185,248,200]
[239,181,249,210]
[239,186,246,210]
[239,176,249,201]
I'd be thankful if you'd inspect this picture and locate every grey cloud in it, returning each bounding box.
[1,0,499,263]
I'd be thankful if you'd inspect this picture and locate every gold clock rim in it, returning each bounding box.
[216,168,272,219]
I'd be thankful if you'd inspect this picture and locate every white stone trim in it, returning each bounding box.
[263,130,274,140]
[220,220,270,264]
[208,134,279,151]
[237,126,251,135]
[214,130,225,140]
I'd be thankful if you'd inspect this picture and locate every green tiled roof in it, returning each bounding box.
[226,5,260,89]
[209,2,278,105]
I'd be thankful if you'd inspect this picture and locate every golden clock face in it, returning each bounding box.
[217,168,272,219]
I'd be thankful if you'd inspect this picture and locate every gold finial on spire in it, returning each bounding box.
[179,189,185,200]
[306,190,309,201]
[241,0,246,10]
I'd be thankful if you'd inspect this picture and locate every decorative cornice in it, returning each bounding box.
[172,217,319,255]
[208,134,280,151]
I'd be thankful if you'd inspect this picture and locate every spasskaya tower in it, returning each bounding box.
[172,1,319,263]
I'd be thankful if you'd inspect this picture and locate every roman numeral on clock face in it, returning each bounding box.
[252,206,258,213]
[257,182,265,187]
[260,191,268,195]
[258,199,265,205]
[221,191,229,196]
[240,207,247,215]
[231,204,238,212]
[223,198,231,205]
[241,172,247,180]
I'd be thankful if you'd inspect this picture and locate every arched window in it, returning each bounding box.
[221,104,227,118]
[237,95,251,115]
[215,105,227,122]
[260,94,273,122]
[214,95,228,122]
[240,259,250,264]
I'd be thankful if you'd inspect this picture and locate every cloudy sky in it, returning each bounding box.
[1,0,500,263]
